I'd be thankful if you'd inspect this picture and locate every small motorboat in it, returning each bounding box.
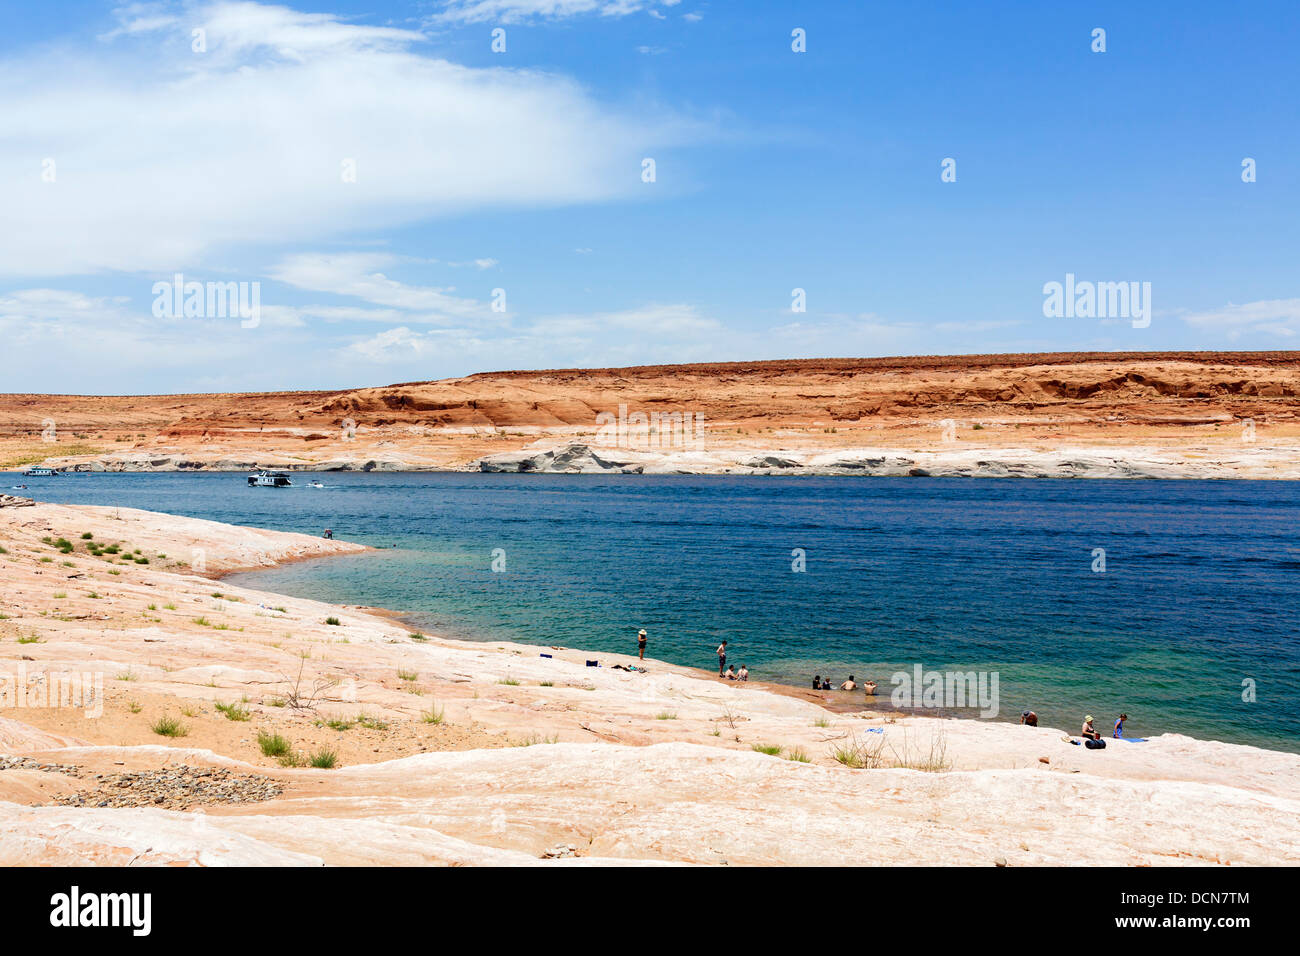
[247,470,292,487]
[308,480,325,489]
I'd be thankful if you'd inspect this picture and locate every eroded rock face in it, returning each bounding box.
[4,353,1299,476]
[0,495,35,509]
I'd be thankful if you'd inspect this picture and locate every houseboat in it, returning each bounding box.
[247,470,293,487]
[22,466,59,477]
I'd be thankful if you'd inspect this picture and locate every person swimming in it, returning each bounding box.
[839,675,858,691]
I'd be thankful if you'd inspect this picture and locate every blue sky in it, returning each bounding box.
[1,0,1297,393]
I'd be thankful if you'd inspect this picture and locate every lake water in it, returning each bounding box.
[14,472,1299,752]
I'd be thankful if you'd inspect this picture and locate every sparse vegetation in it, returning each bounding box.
[215,700,251,721]
[257,731,292,757]
[151,715,189,738]
[324,616,341,626]
[308,748,338,769]
[751,744,782,755]
[512,733,559,747]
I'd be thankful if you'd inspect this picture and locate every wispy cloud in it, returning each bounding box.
[268,253,497,322]
[0,0,693,278]
[1179,299,1300,338]
[432,0,681,25]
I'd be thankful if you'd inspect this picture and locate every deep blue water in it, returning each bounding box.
[12,472,1300,752]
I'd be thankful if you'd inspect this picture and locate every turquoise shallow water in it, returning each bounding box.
[16,472,1300,752]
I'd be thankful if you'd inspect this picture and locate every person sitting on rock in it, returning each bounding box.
[738,665,749,682]
[1081,715,1102,740]
[724,665,737,680]
[1020,710,1038,727]
[812,673,822,689]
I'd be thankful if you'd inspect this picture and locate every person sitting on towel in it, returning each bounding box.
[1081,715,1102,740]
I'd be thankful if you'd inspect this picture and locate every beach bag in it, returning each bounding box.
[1084,738,1106,750]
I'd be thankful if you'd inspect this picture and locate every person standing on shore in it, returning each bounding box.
[717,640,728,676]
[637,628,647,660]
[1113,713,1128,738]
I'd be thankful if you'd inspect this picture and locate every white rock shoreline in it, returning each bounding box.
[19,439,1300,479]
[476,440,1300,480]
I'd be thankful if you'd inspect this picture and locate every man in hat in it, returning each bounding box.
[637,628,647,661]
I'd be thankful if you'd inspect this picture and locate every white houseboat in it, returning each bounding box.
[247,471,293,487]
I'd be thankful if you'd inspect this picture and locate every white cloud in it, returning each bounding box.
[340,302,720,367]
[268,252,496,321]
[433,0,680,25]
[1179,298,1300,338]
[0,289,130,321]
[0,0,692,278]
